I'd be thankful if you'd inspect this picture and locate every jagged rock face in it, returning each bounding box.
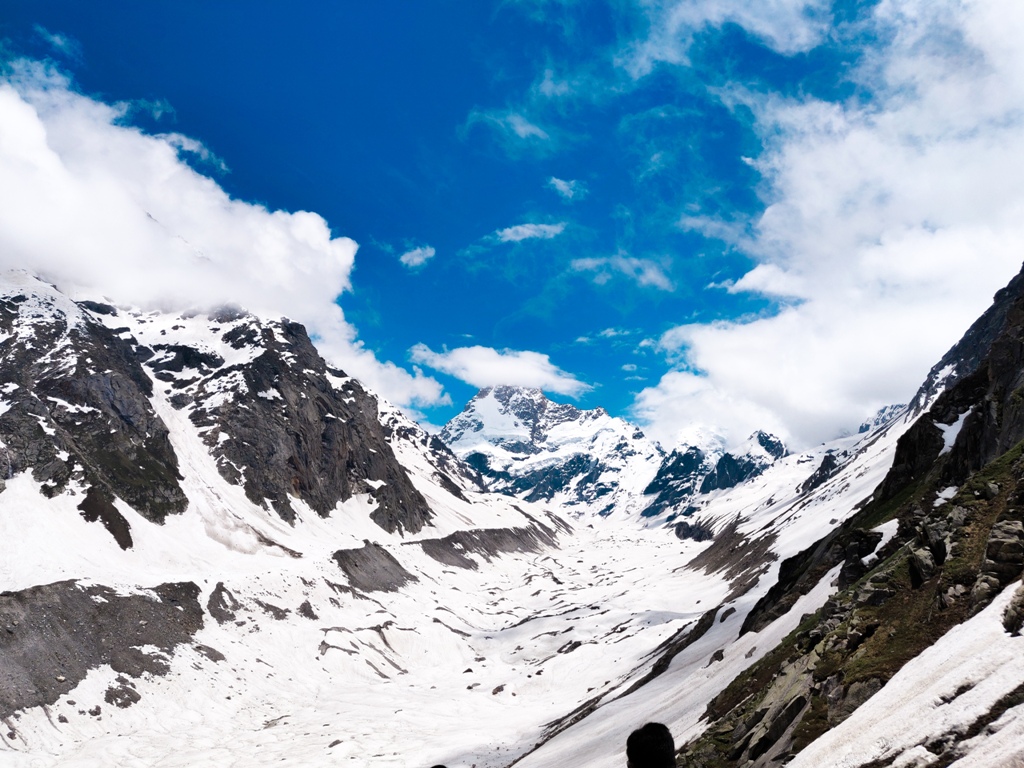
[907,265,1024,417]
[0,275,186,526]
[641,447,711,518]
[685,460,1024,766]
[798,452,840,495]
[681,263,1024,768]
[699,431,787,494]
[880,260,1024,502]
[441,386,789,519]
[440,386,663,516]
[151,314,432,531]
[0,273,432,536]
[379,403,487,501]
[858,403,906,434]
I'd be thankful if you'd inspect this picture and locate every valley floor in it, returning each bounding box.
[4,521,739,768]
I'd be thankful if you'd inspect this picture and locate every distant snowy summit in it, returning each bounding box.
[440,385,662,517]
[439,384,789,519]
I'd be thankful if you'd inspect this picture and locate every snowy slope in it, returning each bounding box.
[0,271,913,768]
[5,264,1024,768]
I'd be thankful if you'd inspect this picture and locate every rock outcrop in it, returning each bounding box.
[0,276,187,530]
[680,262,1024,767]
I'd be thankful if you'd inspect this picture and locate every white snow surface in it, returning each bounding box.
[4,272,1021,767]
[938,410,971,456]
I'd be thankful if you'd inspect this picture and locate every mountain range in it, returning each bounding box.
[2,265,1024,767]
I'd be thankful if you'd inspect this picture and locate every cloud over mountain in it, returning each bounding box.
[0,60,445,410]
[409,343,590,397]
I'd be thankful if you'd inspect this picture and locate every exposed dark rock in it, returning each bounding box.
[77,301,117,317]
[440,386,660,515]
[700,453,761,494]
[879,261,1024,505]
[254,599,290,620]
[755,431,787,460]
[970,519,1024,607]
[907,265,1024,418]
[77,486,133,550]
[687,518,778,601]
[674,518,715,542]
[0,284,187,524]
[413,519,560,570]
[619,608,719,698]
[177,319,431,533]
[332,541,417,593]
[206,582,241,624]
[737,527,883,637]
[1004,581,1024,635]
[194,644,226,662]
[799,452,840,495]
[642,447,710,518]
[104,678,141,709]
[0,580,202,719]
[148,344,225,376]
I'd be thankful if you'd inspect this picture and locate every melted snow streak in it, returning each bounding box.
[0,273,936,767]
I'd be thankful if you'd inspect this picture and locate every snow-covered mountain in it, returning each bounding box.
[439,385,791,521]
[439,385,664,517]
[3,265,1024,768]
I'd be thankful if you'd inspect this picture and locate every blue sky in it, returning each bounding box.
[2,1,1023,448]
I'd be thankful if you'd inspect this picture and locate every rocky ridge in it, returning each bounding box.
[678,261,1024,767]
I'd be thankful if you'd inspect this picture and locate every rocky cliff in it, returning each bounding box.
[678,262,1024,767]
[0,272,433,542]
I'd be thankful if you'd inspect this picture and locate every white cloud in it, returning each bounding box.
[621,363,638,372]
[634,0,1024,448]
[0,60,446,411]
[33,26,83,62]
[495,222,567,242]
[399,245,436,268]
[571,254,673,291]
[548,176,587,200]
[506,113,549,139]
[621,0,832,77]
[538,69,571,98]
[157,132,229,173]
[464,109,552,152]
[409,344,590,397]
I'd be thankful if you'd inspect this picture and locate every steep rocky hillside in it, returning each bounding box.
[675,263,1024,767]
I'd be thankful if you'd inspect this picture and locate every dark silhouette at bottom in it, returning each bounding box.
[627,722,675,768]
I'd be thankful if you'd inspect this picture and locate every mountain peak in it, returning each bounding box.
[440,386,661,516]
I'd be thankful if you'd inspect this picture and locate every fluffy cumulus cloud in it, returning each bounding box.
[634,0,1024,449]
[0,60,446,410]
[571,254,673,291]
[399,245,436,268]
[494,222,567,242]
[409,344,590,397]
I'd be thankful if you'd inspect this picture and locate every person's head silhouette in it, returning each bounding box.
[626,722,675,768]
